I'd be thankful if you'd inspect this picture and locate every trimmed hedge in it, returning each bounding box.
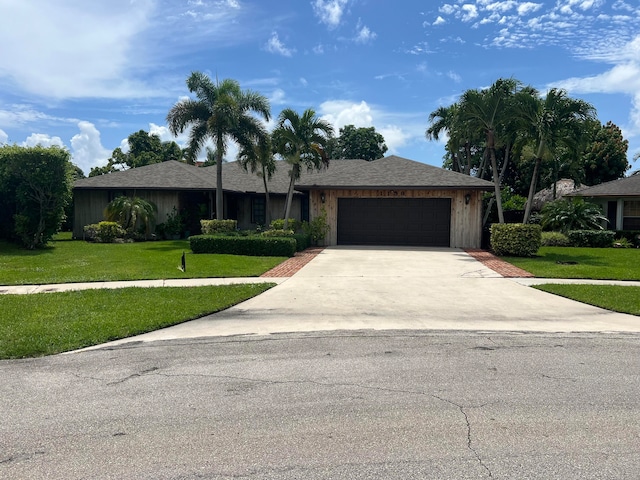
[541,231,571,247]
[200,219,237,234]
[190,235,296,257]
[490,223,541,257]
[567,230,615,248]
[83,221,125,243]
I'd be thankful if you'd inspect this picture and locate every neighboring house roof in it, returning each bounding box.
[74,161,212,190]
[74,156,494,193]
[296,155,494,190]
[532,179,579,210]
[568,173,640,198]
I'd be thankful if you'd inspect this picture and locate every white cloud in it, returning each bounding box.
[312,0,349,29]
[319,100,374,128]
[0,129,8,144]
[269,88,287,105]
[440,4,456,15]
[355,24,376,44]
[22,133,65,148]
[433,16,447,25]
[70,122,111,173]
[460,4,479,22]
[0,0,164,99]
[447,71,462,83]
[313,44,325,54]
[300,77,309,87]
[264,32,295,57]
[517,2,543,16]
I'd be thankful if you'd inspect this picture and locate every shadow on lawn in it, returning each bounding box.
[537,253,607,267]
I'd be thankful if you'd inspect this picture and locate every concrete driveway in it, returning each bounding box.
[91,246,639,349]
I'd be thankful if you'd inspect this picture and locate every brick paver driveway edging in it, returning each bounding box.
[261,247,325,277]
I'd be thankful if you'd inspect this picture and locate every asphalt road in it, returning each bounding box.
[1,331,639,479]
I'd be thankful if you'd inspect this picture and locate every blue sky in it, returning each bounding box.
[1,0,640,175]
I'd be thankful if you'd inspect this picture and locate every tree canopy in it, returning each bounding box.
[582,121,629,185]
[89,130,183,177]
[329,125,387,161]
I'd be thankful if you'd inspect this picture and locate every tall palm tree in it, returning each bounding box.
[272,108,334,230]
[426,103,473,175]
[166,72,270,220]
[459,79,524,223]
[237,134,276,226]
[521,89,595,223]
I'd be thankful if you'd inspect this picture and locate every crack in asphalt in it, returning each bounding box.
[106,366,160,385]
[0,450,45,465]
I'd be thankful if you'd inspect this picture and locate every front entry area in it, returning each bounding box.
[336,197,451,247]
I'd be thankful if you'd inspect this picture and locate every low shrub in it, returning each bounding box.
[302,208,330,245]
[200,219,237,235]
[613,237,634,248]
[270,218,301,232]
[83,222,125,243]
[541,231,571,247]
[615,230,640,247]
[262,229,294,237]
[490,223,541,257]
[190,235,296,257]
[567,230,615,248]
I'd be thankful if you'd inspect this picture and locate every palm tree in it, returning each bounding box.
[459,78,524,223]
[272,108,334,230]
[426,103,474,175]
[237,134,276,226]
[521,89,595,223]
[166,72,270,220]
[104,196,157,235]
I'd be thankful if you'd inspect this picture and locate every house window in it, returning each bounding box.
[623,200,640,230]
[251,197,265,225]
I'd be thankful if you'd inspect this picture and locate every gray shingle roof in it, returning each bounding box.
[296,155,494,190]
[568,173,640,198]
[74,156,494,193]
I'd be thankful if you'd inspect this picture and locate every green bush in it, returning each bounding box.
[291,233,311,251]
[302,208,330,245]
[83,222,125,243]
[541,231,571,247]
[540,198,607,232]
[567,230,615,248]
[200,219,237,234]
[262,229,294,237]
[490,223,542,257]
[190,235,296,257]
[613,237,634,248]
[270,218,301,232]
[615,230,640,247]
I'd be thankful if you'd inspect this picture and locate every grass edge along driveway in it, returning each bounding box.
[503,247,640,317]
[0,283,275,359]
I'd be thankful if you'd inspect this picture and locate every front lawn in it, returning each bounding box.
[533,284,640,316]
[0,283,274,359]
[502,247,640,281]
[0,235,286,285]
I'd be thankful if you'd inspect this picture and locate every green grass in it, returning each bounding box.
[0,284,274,359]
[534,284,640,316]
[502,247,640,281]
[0,235,287,285]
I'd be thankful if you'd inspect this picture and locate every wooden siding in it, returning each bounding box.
[309,189,483,248]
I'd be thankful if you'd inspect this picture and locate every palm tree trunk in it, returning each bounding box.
[523,141,545,223]
[283,169,297,230]
[490,147,504,224]
[215,137,224,220]
[261,163,271,226]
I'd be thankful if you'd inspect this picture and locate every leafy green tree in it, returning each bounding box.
[167,72,270,220]
[331,125,387,161]
[237,134,276,225]
[582,121,629,185]
[272,108,334,230]
[104,196,157,236]
[521,89,596,223]
[89,130,183,176]
[540,198,607,232]
[0,145,72,248]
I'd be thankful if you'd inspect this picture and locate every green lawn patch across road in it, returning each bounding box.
[533,284,640,317]
[0,283,274,359]
[0,234,287,285]
[502,246,640,281]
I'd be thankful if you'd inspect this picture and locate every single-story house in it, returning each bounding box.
[73,155,494,248]
[568,173,640,230]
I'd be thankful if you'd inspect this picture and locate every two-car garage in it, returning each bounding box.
[336,198,452,247]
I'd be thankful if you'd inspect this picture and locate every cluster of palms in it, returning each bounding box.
[426,78,597,224]
[166,71,333,229]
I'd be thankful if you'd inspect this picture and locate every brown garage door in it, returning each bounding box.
[337,198,451,247]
